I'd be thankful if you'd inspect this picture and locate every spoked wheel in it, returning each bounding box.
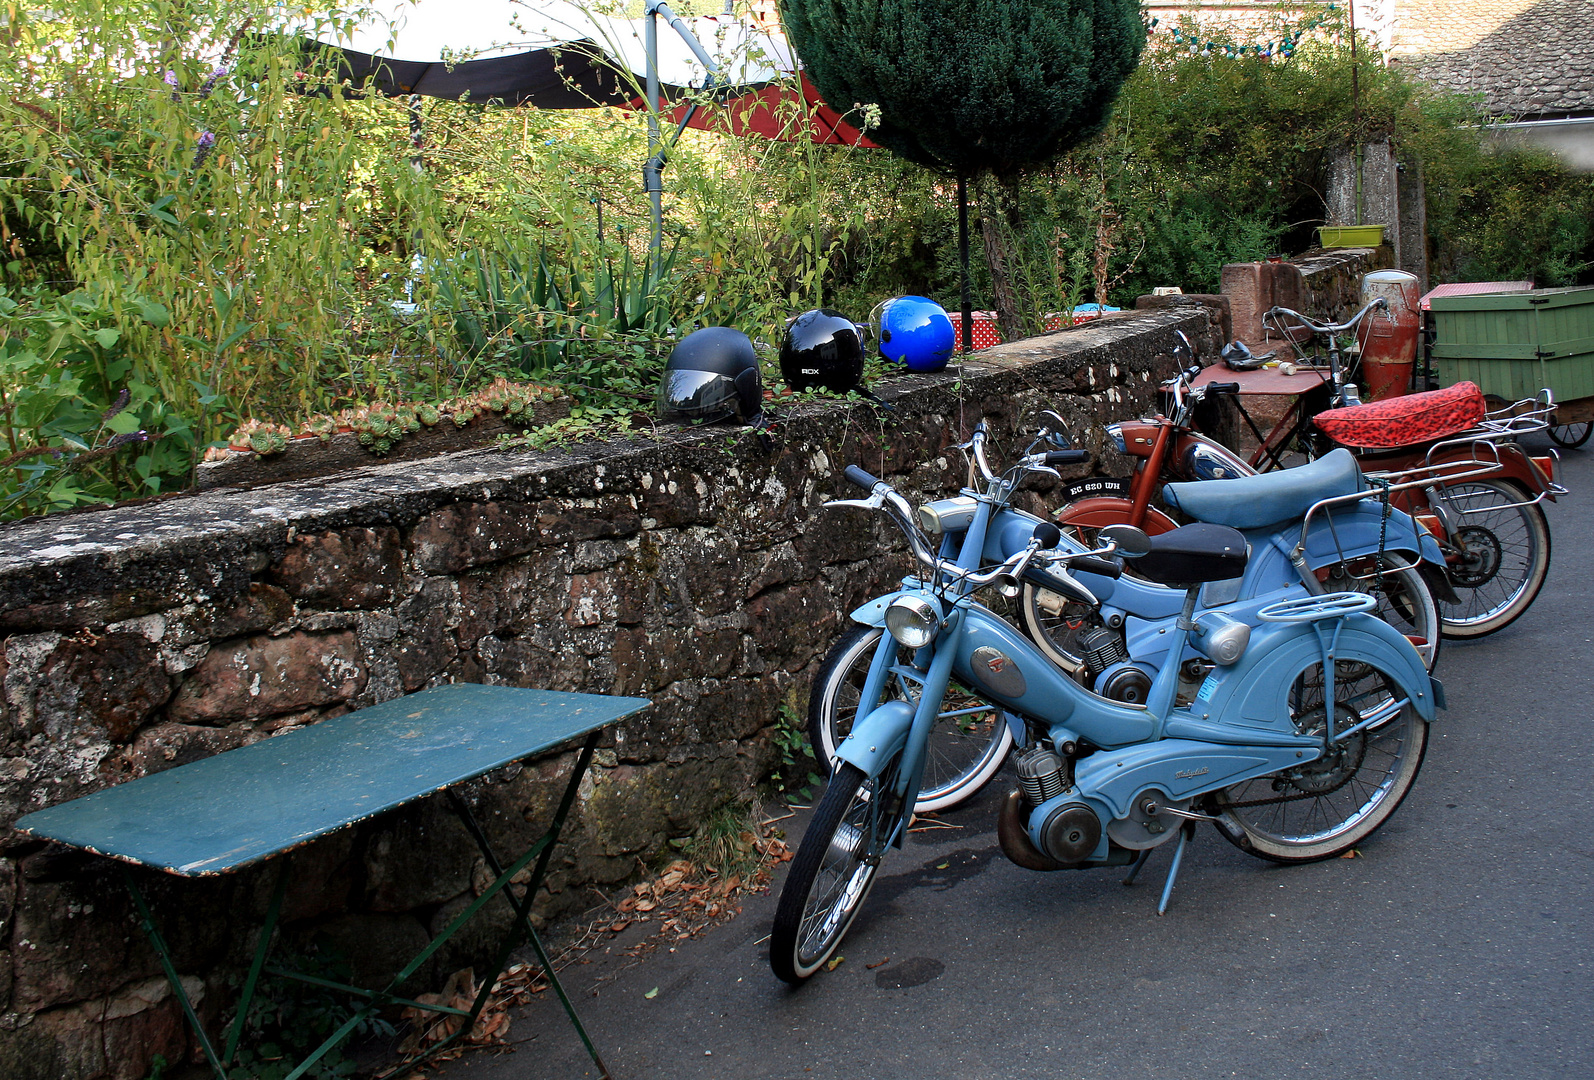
[809,625,1011,813]
[1548,421,1592,449]
[1212,656,1428,863]
[1018,581,1095,675]
[770,757,907,983]
[1435,480,1551,638]
[1318,552,1441,670]
[1018,517,1164,674]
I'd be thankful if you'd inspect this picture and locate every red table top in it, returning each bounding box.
[1191,360,1328,397]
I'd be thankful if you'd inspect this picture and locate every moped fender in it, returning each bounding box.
[1169,614,1439,744]
[1058,496,1180,535]
[1069,737,1319,821]
[1289,501,1443,569]
[833,700,914,778]
[849,592,906,628]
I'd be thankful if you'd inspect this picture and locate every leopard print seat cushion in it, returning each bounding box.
[1313,381,1487,449]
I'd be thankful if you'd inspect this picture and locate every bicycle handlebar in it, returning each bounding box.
[1265,296,1388,337]
[1070,554,1123,579]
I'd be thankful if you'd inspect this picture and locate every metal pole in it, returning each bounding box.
[958,175,972,354]
[1350,0,1362,224]
[645,8,663,278]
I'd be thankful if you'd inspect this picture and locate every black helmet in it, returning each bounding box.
[780,308,864,395]
[657,326,764,425]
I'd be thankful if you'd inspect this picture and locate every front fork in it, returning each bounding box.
[857,609,964,849]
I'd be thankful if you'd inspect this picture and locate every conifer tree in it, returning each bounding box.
[780,0,1145,343]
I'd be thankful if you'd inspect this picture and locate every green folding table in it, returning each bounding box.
[15,682,650,1080]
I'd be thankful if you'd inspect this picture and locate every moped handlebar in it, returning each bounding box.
[1043,449,1091,467]
[1204,382,1241,396]
[1070,554,1124,579]
[845,465,882,491]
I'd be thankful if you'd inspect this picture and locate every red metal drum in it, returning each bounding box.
[1358,269,1422,400]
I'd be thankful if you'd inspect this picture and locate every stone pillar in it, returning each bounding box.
[1325,139,1412,270]
[1397,158,1430,292]
[1326,145,1357,229]
[1360,139,1401,256]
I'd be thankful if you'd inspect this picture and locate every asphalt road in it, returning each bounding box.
[445,433,1592,1080]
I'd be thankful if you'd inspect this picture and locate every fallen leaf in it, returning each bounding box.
[644,987,659,999]
[826,955,845,971]
[936,863,949,870]
[1339,849,1362,859]
[635,899,657,912]
[865,958,891,970]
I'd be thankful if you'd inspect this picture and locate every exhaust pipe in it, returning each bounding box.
[997,790,1071,871]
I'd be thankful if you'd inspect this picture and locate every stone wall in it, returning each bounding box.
[1221,247,1386,342]
[0,309,1204,1079]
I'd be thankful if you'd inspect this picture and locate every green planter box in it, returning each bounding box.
[1430,286,1594,404]
[1317,224,1386,248]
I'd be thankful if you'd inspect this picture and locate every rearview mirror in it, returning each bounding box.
[1037,409,1072,449]
[1099,524,1152,558]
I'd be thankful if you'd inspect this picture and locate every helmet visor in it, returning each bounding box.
[657,368,736,421]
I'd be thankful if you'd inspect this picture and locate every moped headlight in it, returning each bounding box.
[885,595,941,649]
[916,496,977,537]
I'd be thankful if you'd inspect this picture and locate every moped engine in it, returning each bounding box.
[998,744,1109,870]
[1038,802,1102,863]
[1093,661,1154,705]
[1076,628,1154,705]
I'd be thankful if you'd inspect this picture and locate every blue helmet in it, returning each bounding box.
[877,296,954,372]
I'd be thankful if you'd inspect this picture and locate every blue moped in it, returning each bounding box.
[771,453,1441,983]
[808,422,1446,814]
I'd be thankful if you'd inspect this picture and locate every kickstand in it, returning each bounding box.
[1157,822,1198,916]
[1122,848,1153,887]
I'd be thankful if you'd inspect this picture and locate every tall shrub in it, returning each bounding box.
[778,0,1145,339]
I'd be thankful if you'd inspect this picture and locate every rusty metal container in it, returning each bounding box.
[1358,269,1421,400]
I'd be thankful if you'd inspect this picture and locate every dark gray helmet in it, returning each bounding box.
[657,326,764,425]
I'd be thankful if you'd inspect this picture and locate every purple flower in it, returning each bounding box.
[164,69,181,101]
[199,66,228,98]
[192,130,216,168]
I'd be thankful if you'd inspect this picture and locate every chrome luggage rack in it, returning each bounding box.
[1257,592,1379,623]
[1356,389,1568,508]
[1292,455,1506,566]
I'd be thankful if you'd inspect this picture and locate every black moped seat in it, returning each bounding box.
[1133,522,1248,586]
[1161,448,1362,530]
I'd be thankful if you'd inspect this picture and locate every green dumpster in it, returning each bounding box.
[1429,286,1594,404]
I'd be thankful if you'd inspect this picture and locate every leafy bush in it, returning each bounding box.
[0,286,197,518]
[3,0,1591,524]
